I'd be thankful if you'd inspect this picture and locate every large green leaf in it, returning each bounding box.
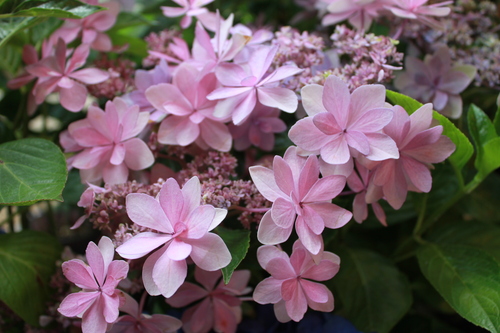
[493,98,500,135]
[0,0,102,18]
[418,242,500,333]
[0,138,67,205]
[217,227,250,284]
[331,247,412,333]
[468,104,497,149]
[0,16,44,48]
[0,230,62,325]
[386,90,473,171]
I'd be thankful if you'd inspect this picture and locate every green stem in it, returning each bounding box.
[412,194,428,237]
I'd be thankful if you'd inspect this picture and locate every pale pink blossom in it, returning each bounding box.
[394,46,476,118]
[109,293,182,333]
[253,241,339,322]
[161,0,217,30]
[367,104,455,209]
[26,39,109,112]
[65,97,154,184]
[289,75,399,165]
[249,146,352,255]
[321,0,387,31]
[207,45,302,125]
[50,1,120,51]
[116,177,231,298]
[167,267,251,333]
[146,63,232,151]
[229,103,287,151]
[384,0,452,29]
[58,237,129,333]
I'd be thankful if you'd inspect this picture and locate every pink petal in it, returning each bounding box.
[349,84,387,120]
[81,296,107,333]
[346,131,370,155]
[66,44,90,73]
[302,254,340,281]
[307,202,352,229]
[302,175,346,203]
[71,146,111,169]
[322,75,350,129]
[59,82,87,112]
[364,133,400,161]
[166,282,208,307]
[273,300,292,323]
[257,87,298,113]
[349,107,393,133]
[69,68,109,84]
[295,217,322,255]
[401,156,432,192]
[117,232,172,259]
[184,298,214,333]
[123,138,154,171]
[142,246,167,296]
[223,269,251,294]
[181,176,202,218]
[58,291,98,317]
[253,277,284,304]
[208,86,253,100]
[260,65,303,85]
[126,193,173,233]
[288,118,332,152]
[273,156,295,196]
[300,279,328,303]
[188,233,231,271]
[166,239,193,260]
[62,259,98,290]
[85,241,107,286]
[405,135,455,164]
[257,245,289,269]
[101,292,121,323]
[215,63,249,86]
[106,260,129,284]
[86,105,113,142]
[266,257,296,280]
[195,266,221,291]
[110,143,125,165]
[199,119,232,152]
[301,205,325,235]
[249,165,284,202]
[159,178,184,224]
[306,286,334,313]
[153,250,188,298]
[301,84,327,116]
[184,205,216,239]
[257,210,293,245]
[248,45,278,81]
[320,135,350,165]
[271,198,296,229]
[296,155,320,200]
[213,298,239,333]
[282,279,307,322]
[231,90,258,125]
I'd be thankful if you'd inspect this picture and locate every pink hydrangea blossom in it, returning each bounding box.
[64,97,154,184]
[384,0,452,29]
[50,1,120,51]
[289,75,399,166]
[229,103,287,151]
[116,177,231,298]
[394,45,476,118]
[109,293,182,333]
[58,237,129,333]
[207,45,302,125]
[146,62,232,151]
[161,0,217,30]
[26,39,109,112]
[167,267,251,333]
[321,0,387,31]
[253,240,339,322]
[249,146,352,255]
[366,103,456,209]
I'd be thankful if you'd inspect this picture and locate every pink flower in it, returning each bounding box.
[58,237,129,333]
[253,241,339,322]
[146,63,232,151]
[50,1,120,51]
[116,177,231,298]
[167,267,251,333]
[229,103,287,151]
[346,161,386,225]
[161,0,216,30]
[249,146,352,255]
[109,293,182,333]
[367,104,456,209]
[394,46,477,118]
[207,45,302,125]
[385,0,452,28]
[321,0,387,31]
[289,75,399,165]
[65,97,154,184]
[26,39,109,112]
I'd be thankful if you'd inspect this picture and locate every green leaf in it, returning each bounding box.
[386,90,423,114]
[217,227,250,284]
[1,0,102,19]
[493,96,500,135]
[0,138,67,205]
[0,230,62,326]
[331,247,412,333]
[0,16,45,48]
[418,242,500,333]
[433,112,473,172]
[476,137,500,179]
[386,90,473,171]
[468,104,497,152]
